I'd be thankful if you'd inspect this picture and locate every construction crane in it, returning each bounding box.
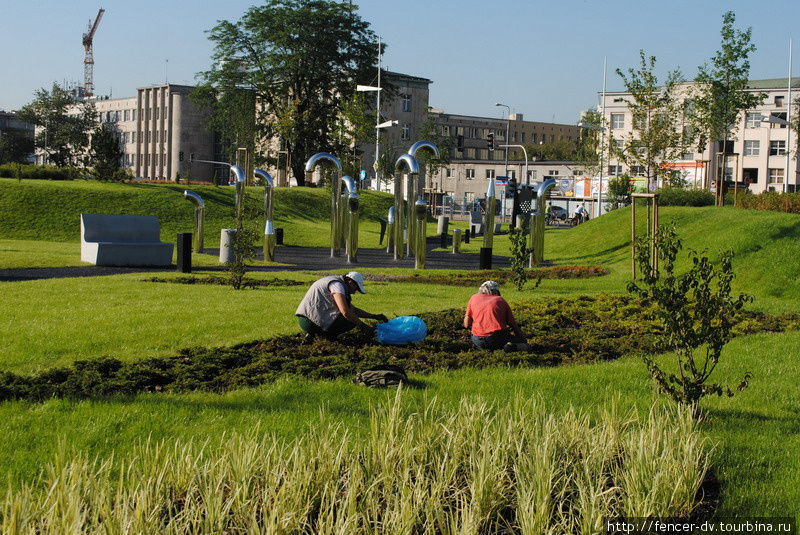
[82,8,105,98]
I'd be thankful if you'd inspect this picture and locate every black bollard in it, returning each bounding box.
[177,232,192,273]
[378,218,387,245]
[464,228,470,243]
[440,232,447,249]
[479,247,492,269]
[275,228,284,245]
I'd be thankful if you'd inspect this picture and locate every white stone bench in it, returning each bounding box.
[80,214,174,267]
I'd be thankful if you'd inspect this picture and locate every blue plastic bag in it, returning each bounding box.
[376,316,427,345]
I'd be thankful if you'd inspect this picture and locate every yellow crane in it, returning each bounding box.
[82,8,105,98]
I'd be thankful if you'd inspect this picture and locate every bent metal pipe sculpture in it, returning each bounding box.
[254,169,275,262]
[386,206,395,253]
[393,154,419,260]
[341,175,359,263]
[183,190,205,253]
[406,141,440,257]
[230,165,246,221]
[414,198,427,269]
[305,153,343,257]
[483,179,497,249]
[530,178,556,267]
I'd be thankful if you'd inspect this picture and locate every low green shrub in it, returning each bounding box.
[734,191,800,214]
[0,294,797,402]
[2,395,710,532]
[0,164,83,180]
[656,187,715,207]
[144,276,304,288]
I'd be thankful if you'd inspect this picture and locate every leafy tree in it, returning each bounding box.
[520,138,579,162]
[615,50,684,192]
[627,224,751,416]
[0,130,34,164]
[606,175,634,207]
[195,0,380,186]
[330,91,374,178]
[575,108,605,178]
[191,85,259,169]
[690,11,765,205]
[88,123,124,180]
[376,142,400,191]
[18,83,96,167]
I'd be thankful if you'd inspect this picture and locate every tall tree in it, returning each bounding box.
[0,130,34,165]
[575,108,605,178]
[88,123,124,180]
[615,50,684,192]
[330,91,374,178]
[17,83,96,167]
[690,11,765,205]
[195,0,380,186]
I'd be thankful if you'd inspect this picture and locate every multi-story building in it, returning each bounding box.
[0,110,35,163]
[600,77,800,193]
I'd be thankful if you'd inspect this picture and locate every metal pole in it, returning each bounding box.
[374,36,382,192]
[787,37,792,194]
[598,57,607,218]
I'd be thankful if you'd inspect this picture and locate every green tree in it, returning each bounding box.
[690,11,765,206]
[628,224,751,416]
[331,91,374,178]
[195,0,380,186]
[575,109,605,178]
[377,142,400,191]
[521,138,579,162]
[615,50,684,192]
[606,175,634,208]
[0,130,34,164]
[88,123,124,180]
[18,83,96,167]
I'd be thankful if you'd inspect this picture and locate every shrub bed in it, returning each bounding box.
[144,276,304,288]
[734,191,800,214]
[1,294,797,402]
[0,164,83,180]
[656,187,715,207]
[312,266,609,286]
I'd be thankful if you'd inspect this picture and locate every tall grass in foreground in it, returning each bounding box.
[2,393,708,534]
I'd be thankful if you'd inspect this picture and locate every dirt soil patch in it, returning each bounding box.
[143,275,304,288]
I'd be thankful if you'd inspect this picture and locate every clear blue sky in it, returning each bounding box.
[2,0,799,124]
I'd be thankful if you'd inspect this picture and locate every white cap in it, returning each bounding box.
[346,271,366,294]
[479,280,500,295]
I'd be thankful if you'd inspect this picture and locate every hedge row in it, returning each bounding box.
[734,191,800,214]
[0,164,84,180]
[1,294,798,402]
[655,187,715,207]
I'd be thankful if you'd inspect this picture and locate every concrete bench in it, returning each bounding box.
[81,214,174,267]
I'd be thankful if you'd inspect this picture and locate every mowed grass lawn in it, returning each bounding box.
[1,179,800,518]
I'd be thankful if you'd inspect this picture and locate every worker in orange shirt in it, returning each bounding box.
[463,280,529,351]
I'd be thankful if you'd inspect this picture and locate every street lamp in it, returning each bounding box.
[495,103,511,179]
[498,144,528,185]
[578,121,607,218]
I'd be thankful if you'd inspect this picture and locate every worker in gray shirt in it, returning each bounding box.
[295,271,388,341]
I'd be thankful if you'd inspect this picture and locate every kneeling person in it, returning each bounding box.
[296,271,387,340]
[464,280,528,351]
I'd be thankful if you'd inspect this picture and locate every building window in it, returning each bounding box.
[131,132,137,143]
[531,133,537,143]
[769,140,786,156]
[401,93,411,112]
[768,168,785,184]
[466,148,476,159]
[743,140,760,156]
[608,165,623,176]
[682,151,694,160]
[512,132,517,142]
[440,125,450,136]
[466,169,475,179]
[745,112,761,128]
[124,109,130,121]
[446,168,452,178]
[775,95,785,107]
[527,170,536,181]
[479,149,488,160]
[573,169,583,176]
[132,109,137,121]
[770,112,788,128]
[154,107,159,120]
[630,165,646,176]
[548,170,559,176]
[509,170,516,180]
[521,132,525,143]
[401,124,410,140]
[485,169,495,179]
[614,138,624,152]
[456,126,464,136]
[610,113,625,129]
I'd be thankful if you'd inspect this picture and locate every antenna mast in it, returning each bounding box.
[82,8,105,98]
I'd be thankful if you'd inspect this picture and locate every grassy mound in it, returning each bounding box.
[2,294,797,402]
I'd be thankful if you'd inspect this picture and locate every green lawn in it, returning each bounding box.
[1,180,800,519]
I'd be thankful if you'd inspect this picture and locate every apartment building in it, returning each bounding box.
[601,77,800,193]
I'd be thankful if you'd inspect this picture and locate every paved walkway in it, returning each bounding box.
[0,239,510,282]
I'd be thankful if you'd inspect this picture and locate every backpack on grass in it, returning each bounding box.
[354,365,408,388]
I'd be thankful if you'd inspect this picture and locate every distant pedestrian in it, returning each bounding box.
[464,280,529,351]
[296,272,388,341]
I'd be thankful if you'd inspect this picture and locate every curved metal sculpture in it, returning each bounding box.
[406,141,440,256]
[305,153,343,257]
[393,154,419,260]
[483,179,497,249]
[183,190,205,253]
[341,175,359,263]
[254,169,275,262]
[385,206,395,253]
[414,198,427,269]
[530,179,557,267]
[230,165,246,220]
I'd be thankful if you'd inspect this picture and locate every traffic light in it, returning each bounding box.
[179,151,184,162]
[507,177,517,199]
[487,132,495,151]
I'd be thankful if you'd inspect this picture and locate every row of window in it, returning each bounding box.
[744,140,786,156]
[108,130,171,144]
[121,153,171,167]
[101,106,167,124]
[610,111,789,131]
[438,125,504,140]
[442,168,580,181]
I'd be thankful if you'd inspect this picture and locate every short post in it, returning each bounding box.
[464,228,470,243]
[177,232,192,273]
[378,217,388,245]
[275,228,284,245]
[440,232,447,249]
[219,228,236,264]
[452,228,461,253]
[479,247,492,269]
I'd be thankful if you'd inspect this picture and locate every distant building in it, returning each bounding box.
[0,110,35,163]
[600,77,800,193]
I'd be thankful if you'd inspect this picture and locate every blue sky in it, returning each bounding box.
[2,0,799,124]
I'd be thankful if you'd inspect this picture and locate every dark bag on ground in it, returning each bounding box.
[354,365,408,388]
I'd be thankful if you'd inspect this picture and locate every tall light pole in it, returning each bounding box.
[495,103,511,178]
[787,37,793,193]
[356,36,384,190]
